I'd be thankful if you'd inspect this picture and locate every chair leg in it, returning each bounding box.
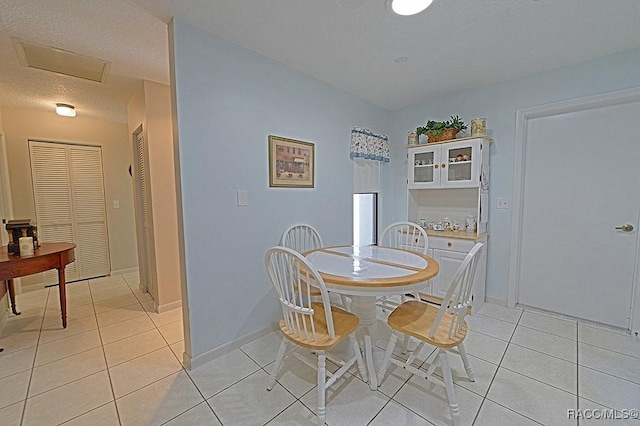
[376,332,398,386]
[340,295,350,311]
[349,333,368,382]
[267,338,287,391]
[401,334,413,354]
[439,350,461,426]
[317,351,327,425]
[457,342,475,382]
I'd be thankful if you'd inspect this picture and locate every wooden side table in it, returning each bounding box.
[1,242,76,328]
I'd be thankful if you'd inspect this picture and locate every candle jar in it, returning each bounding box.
[408,131,418,145]
[470,118,486,137]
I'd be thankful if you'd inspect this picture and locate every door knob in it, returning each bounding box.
[615,224,634,232]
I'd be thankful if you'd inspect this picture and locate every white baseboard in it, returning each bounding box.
[183,323,278,371]
[0,293,9,334]
[485,295,507,306]
[20,282,47,293]
[110,267,139,276]
[157,299,182,314]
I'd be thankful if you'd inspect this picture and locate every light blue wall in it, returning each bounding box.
[387,47,640,302]
[170,19,388,357]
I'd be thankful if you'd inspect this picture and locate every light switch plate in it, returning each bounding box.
[237,190,248,206]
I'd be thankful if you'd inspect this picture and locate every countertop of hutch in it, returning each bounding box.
[425,229,488,240]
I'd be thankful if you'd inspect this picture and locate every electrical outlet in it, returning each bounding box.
[497,198,510,209]
[113,200,120,209]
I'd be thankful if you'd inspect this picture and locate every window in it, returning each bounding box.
[353,193,377,245]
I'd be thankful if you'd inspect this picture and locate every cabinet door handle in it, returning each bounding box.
[442,163,446,168]
[434,164,439,169]
[447,242,452,247]
[615,224,634,232]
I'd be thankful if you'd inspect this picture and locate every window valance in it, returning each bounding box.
[349,126,390,163]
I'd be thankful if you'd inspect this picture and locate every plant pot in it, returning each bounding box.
[428,128,459,143]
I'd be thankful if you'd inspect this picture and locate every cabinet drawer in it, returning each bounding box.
[428,236,476,253]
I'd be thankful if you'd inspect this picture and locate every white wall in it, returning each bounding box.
[127,81,182,311]
[169,19,388,363]
[1,107,138,282]
[387,47,640,303]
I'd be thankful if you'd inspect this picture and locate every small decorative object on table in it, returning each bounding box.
[416,116,467,144]
[5,219,38,255]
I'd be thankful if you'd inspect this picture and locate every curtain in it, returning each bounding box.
[349,126,390,163]
[353,158,379,193]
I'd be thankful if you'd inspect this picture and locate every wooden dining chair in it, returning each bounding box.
[376,243,484,426]
[280,224,349,310]
[376,221,429,312]
[264,246,367,425]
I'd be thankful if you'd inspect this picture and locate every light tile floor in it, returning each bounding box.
[1,276,639,425]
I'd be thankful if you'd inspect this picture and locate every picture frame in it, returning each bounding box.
[268,135,315,188]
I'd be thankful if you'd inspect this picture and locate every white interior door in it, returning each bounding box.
[30,141,110,283]
[133,130,157,300]
[518,101,640,329]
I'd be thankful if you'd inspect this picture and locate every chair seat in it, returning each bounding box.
[387,300,467,349]
[279,302,360,350]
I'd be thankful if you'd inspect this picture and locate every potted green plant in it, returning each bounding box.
[416,115,467,143]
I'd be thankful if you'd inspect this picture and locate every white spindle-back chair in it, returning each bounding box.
[280,224,323,254]
[264,246,367,425]
[280,224,349,310]
[376,243,484,426]
[377,221,429,312]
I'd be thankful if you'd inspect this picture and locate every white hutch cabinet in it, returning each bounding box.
[406,136,492,312]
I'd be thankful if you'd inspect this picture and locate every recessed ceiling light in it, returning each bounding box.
[387,0,434,16]
[56,103,76,117]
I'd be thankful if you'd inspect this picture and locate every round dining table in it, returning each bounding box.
[304,245,439,389]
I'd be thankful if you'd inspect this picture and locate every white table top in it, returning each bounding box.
[304,245,439,296]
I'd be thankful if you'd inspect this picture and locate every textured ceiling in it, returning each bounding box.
[0,0,169,123]
[1,0,639,123]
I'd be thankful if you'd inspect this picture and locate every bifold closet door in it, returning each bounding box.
[30,141,110,283]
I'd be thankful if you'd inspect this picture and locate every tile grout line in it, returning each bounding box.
[19,285,51,426]
[90,276,124,426]
[471,307,524,425]
[576,321,580,426]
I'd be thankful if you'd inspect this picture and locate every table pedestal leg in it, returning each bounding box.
[57,267,67,328]
[7,279,21,316]
[349,295,378,390]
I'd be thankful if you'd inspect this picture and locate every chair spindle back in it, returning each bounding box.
[265,246,335,341]
[430,243,484,339]
[379,221,428,254]
[280,224,323,254]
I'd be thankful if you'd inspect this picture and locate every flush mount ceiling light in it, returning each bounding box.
[387,0,434,16]
[56,103,76,117]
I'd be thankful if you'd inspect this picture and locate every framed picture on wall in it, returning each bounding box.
[268,135,315,188]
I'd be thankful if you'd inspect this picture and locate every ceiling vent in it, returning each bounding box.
[13,38,110,83]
